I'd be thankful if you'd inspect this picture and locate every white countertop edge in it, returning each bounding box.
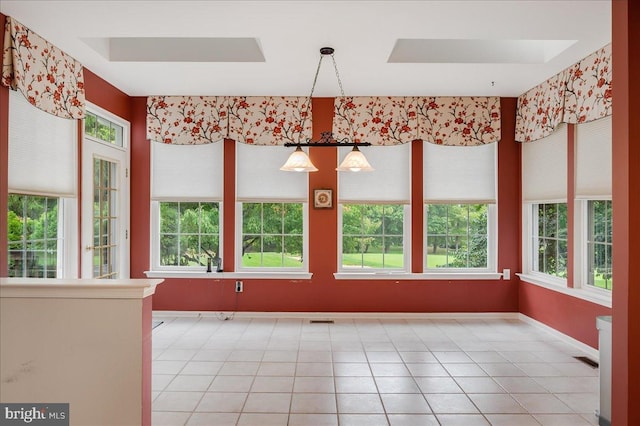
[0,278,164,299]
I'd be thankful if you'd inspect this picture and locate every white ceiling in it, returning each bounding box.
[0,0,611,98]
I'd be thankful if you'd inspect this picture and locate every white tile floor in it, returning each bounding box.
[152,316,600,426]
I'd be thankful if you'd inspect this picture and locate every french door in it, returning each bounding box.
[81,138,129,278]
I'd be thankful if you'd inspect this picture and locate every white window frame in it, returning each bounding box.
[574,198,613,298]
[521,201,568,288]
[151,200,223,272]
[337,203,411,273]
[7,193,77,279]
[235,201,310,273]
[423,203,497,274]
[84,103,129,152]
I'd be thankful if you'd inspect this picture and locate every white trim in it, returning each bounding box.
[153,311,520,320]
[519,313,599,361]
[518,273,612,308]
[334,272,503,280]
[574,199,613,297]
[145,270,312,280]
[61,198,78,278]
[522,201,570,279]
[0,278,163,299]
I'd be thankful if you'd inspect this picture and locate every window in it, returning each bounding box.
[7,194,61,278]
[7,90,78,278]
[575,117,612,293]
[521,126,568,284]
[84,110,124,147]
[341,204,405,270]
[423,143,497,273]
[338,144,411,273]
[151,142,224,271]
[532,203,568,278]
[425,203,489,269]
[240,202,303,269]
[236,144,309,272]
[159,202,220,267]
[587,200,612,290]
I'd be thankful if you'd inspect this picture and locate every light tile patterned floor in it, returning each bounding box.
[152,316,600,426]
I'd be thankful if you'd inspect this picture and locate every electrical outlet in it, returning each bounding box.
[502,269,511,280]
[235,280,243,293]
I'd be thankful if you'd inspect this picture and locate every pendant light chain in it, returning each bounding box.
[330,52,357,142]
[330,53,346,98]
[298,54,325,143]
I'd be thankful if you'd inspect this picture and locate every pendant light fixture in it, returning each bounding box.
[279,146,318,172]
[280,47,374,172]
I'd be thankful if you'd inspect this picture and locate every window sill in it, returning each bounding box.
[334,272,503,281]
[517,273,612,308]
[144,270,312,280]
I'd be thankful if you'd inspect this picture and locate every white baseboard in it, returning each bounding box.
[518,313,599,361]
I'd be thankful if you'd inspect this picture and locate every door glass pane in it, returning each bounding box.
[93,158,118,278]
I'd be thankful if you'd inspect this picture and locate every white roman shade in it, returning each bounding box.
[236,144,308,201]
[575,115,612,198]
[338,144,411,203]
[151,142,223,200]
[423,142,496,203]
[8,90,77,197]
[522,124,568,202]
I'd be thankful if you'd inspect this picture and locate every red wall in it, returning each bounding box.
[611,1,640,424]
[519,283,611,348]
[84,69,131,122]
[130,97,150,278]
[141,98,520,313]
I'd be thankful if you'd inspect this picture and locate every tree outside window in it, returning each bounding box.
[7,194,60,277]
[425,204,488,269]
[241,202,303,268]
[533,203,567,278]
[587,200,612,290]
[341,204,405,270]
[159,202,220,267]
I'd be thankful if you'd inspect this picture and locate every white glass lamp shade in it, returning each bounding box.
[280,146,318,172]
[336,146,374,172]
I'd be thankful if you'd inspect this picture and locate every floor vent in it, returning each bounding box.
[309,320,334,324]
[574,356,599,368]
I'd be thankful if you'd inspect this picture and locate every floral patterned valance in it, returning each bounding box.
[147,96,228,144]
[2,16,85,119]
[332,96,500,146]
[146,95,312,145]
[564,43,612,124]
[416,97,500,146]
[515,70,569,142]
[515,43,612,142]
[333,97,419,145]
[228,96,311,145]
